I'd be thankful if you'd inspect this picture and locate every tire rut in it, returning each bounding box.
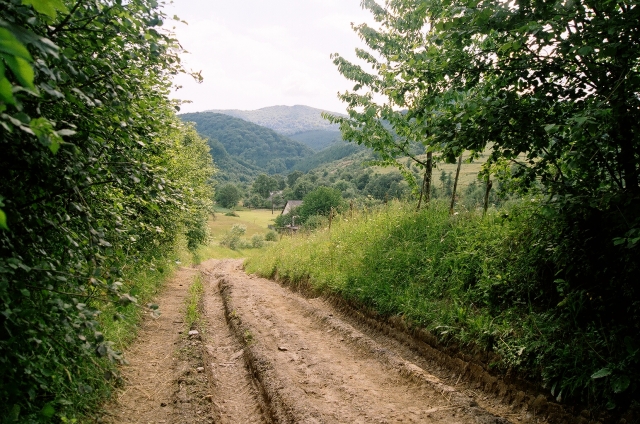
[200,263,267,423]
[203,258,513,424]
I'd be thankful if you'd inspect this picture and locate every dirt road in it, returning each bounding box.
[106,259,556,423]
[201,259,531,424]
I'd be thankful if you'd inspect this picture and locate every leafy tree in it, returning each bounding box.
[292,180,315,199]
[355,172,371,190]
[216,183,242,209]
[328,0,640,211]
[364,173,409,201]
[327,0,640,405]
[287,170,304,187]
[298,187,345,222]
[0,0,213,418]
[252,173,278,198]
[273,174,287,190]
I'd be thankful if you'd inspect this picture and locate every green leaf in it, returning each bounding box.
[22,0,69,19]
[0,77,14,104]
[573,116,589,126]
[8,404,20,422]
[544,124,559,134]
[40,403,55,418]
[0,28,32,61]
[591,368,611,379]
[612,375,630,393]
[0,208,7,230]
[2,54,35,89]
[613,237,626,246]
[48,134,61,153]
[577,45,593,56]
[29,117,63,153]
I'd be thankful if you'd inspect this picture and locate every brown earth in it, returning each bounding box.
[101,266,215,423]
[102,259,571,424]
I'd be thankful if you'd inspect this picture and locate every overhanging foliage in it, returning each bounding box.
[0,0,214,419]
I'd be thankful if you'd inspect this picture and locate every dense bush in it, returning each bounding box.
[250,234,265,249]
[297,186,345,222]
[247,201,639,410]
[220,224,247,250]
[0,0,214,420]
[264,230,278,242]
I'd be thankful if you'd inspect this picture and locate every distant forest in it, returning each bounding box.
[181,112,314,180]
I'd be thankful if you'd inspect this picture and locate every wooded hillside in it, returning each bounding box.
[180,112,314,177]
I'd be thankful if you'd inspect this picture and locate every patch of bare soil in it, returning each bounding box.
[101,267,215,424]
[199,263,266,423]
[102,258,591,423]
[204,259,516,424]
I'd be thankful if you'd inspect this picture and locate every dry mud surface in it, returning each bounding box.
[102,266,216,423]
[104,259,567,423]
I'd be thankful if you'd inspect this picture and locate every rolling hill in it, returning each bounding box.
[206,105,346,151]
[293,141,368,173]
[180,112,315,181]
[289,129,342,151]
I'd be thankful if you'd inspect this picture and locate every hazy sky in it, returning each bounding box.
[163,0,373,114]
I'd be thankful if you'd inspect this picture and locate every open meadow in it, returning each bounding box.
[196,208,278,260]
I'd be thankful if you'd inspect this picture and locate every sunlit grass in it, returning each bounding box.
[195,209,277,261]
[209,209,276,238]
[185,274,204,329]
[245,200,554,382]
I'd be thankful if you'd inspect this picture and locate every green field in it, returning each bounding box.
[196,209,277,260]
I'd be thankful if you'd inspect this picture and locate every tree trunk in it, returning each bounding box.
[483,178,493,216]
[450,154,463,215]
[417,152,433,211]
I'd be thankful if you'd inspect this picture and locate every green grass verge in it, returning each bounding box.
[185,274,204,329]
[245,200,637,410]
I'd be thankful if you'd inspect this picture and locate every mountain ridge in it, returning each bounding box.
[205,104,345,136]
[180,112,314,181]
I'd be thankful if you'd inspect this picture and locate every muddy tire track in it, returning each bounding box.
[204,259,514,424]
[200,264,267,423]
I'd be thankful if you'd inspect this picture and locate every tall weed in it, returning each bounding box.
[246,200,638,409]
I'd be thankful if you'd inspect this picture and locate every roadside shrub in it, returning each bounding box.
[220,224,247,250]
[265,230,278,242]
[236,238,253,250]
[274,207,299,227]
[303,215,328,231]
[251,234,265,248]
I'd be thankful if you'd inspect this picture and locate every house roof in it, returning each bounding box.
[281,200,303,215]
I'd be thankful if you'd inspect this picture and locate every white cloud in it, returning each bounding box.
[163,0,373,113]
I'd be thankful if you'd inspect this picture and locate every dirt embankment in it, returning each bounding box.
[103,259,600,424]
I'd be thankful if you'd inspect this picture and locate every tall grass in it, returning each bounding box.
[185,274,204,329]
[246,201,538,358]
[245,200,638,409]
